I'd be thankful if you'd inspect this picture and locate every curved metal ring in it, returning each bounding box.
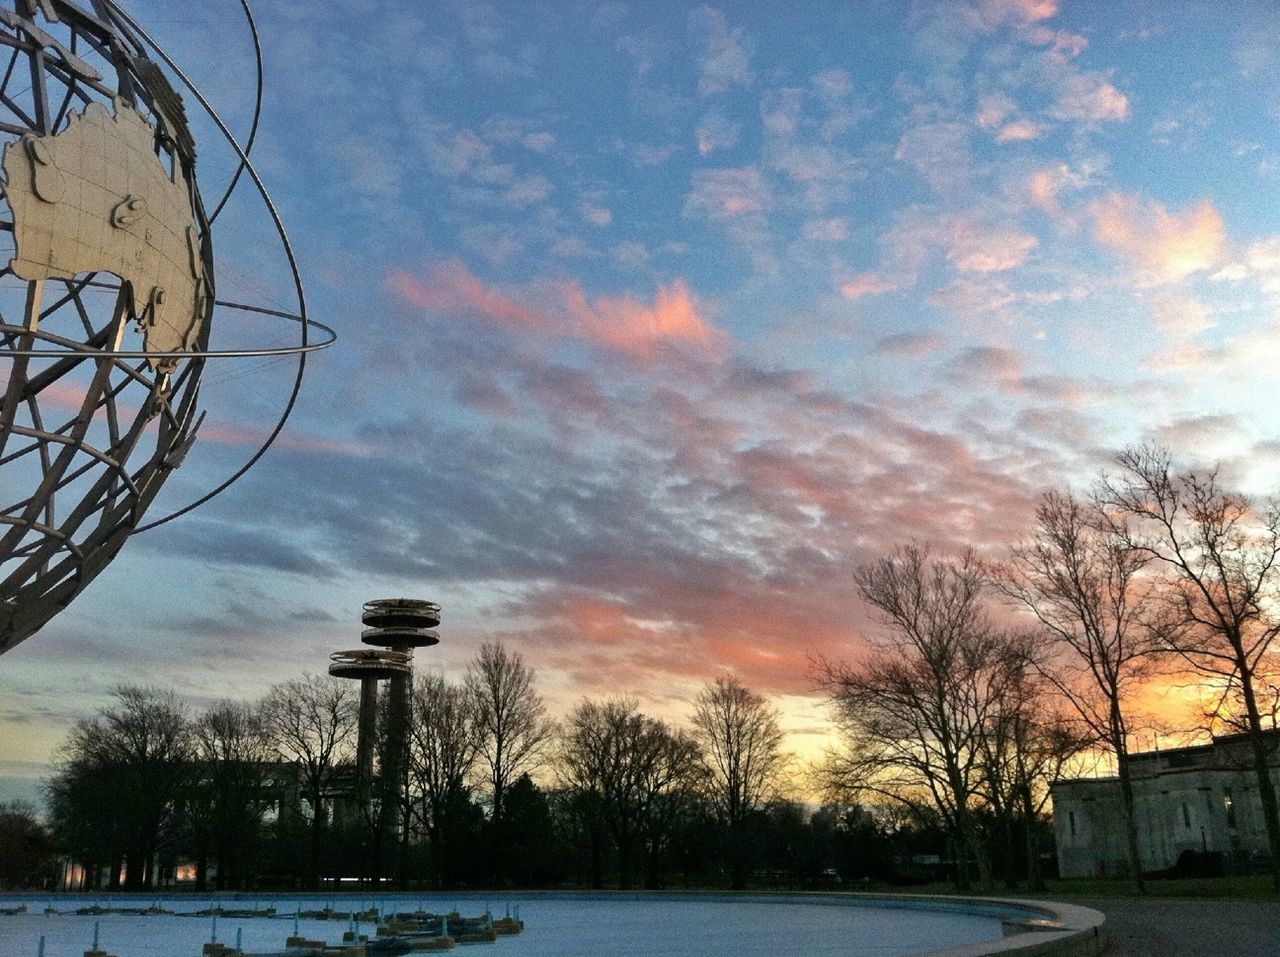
[208,0,264,225]
[96,0,334,534]
[0,308,337,359]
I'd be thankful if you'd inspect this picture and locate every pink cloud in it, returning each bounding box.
[389,261,723,363]
[979,0,1058,27]
[389,260,542,330]
[840,273,898,300]
[21,380,91,415]
[995,119,1043,142]
[559,278,725,361]
[1026,164,1085,217]
[521,131,554,153]
[976,92,1017,129]
[198,422,371,455]
[1050,73,1129,122]
[975,94,1042,143]
[940,217,1038,272]
[1090,192,1226,283]
[928,277,1019,317]
[686,166,772,219]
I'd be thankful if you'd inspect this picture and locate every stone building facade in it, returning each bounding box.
[1051,730,1280,878]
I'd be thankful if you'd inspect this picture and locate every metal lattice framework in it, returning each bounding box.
[0,0,334,653]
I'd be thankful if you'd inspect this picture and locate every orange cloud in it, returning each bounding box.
[559,278,725,361]
[1090,192,1226,284]
[390,261,722,363]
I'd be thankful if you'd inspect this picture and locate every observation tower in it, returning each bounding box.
[330,598,440,794]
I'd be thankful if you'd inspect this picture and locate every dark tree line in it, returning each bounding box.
[25,443,1276,894]
[32,645,823,892]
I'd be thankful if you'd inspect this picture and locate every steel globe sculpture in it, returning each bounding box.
[0,1,333,653]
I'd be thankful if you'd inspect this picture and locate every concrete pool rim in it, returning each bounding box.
[0,888,1105,957]
[484,890,1105,957]
[424,889,1106,957]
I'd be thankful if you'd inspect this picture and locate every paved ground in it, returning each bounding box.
[1076,897,1280,956]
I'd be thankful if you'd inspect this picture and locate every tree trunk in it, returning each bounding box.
[1020,784,1045,892]
[1109,706,1147,895]
[949,830,970,891]
[1115,753,1146,891]
[998,804,1017,889]
[645,842,661,890]
[729,820,747,890]
[309,788,324,890]
[490,773,505,886]
[950,803,973,891]
[589,821,603,890]
[617,835,634,890]
[1238,667,1280,892]
[972,829,993,890]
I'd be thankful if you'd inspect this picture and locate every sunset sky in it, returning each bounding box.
[4,0,1280,804]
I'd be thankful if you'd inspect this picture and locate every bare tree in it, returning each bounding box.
[690,675,788,890]
[1207,670,1280,736]
[556,700,610,888]
[464,641,552,878]
[816,546,1012,891]
[558,697,700,889]
[1098,444,1280,889]
[190,700,273,889]
[409,672,481,887]
[991,489,1158,891]
[46,755,121,890]
[638,726,702,889]
[261,674,357,889]
[51,686,192,890]
[0,801,53,890]
[973,639,1090,891]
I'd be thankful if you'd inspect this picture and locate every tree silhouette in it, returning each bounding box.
[691,675,787,890]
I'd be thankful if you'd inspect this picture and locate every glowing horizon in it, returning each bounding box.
[3,0,1280,801]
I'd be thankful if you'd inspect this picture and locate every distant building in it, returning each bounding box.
[1052,730,1280,878]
